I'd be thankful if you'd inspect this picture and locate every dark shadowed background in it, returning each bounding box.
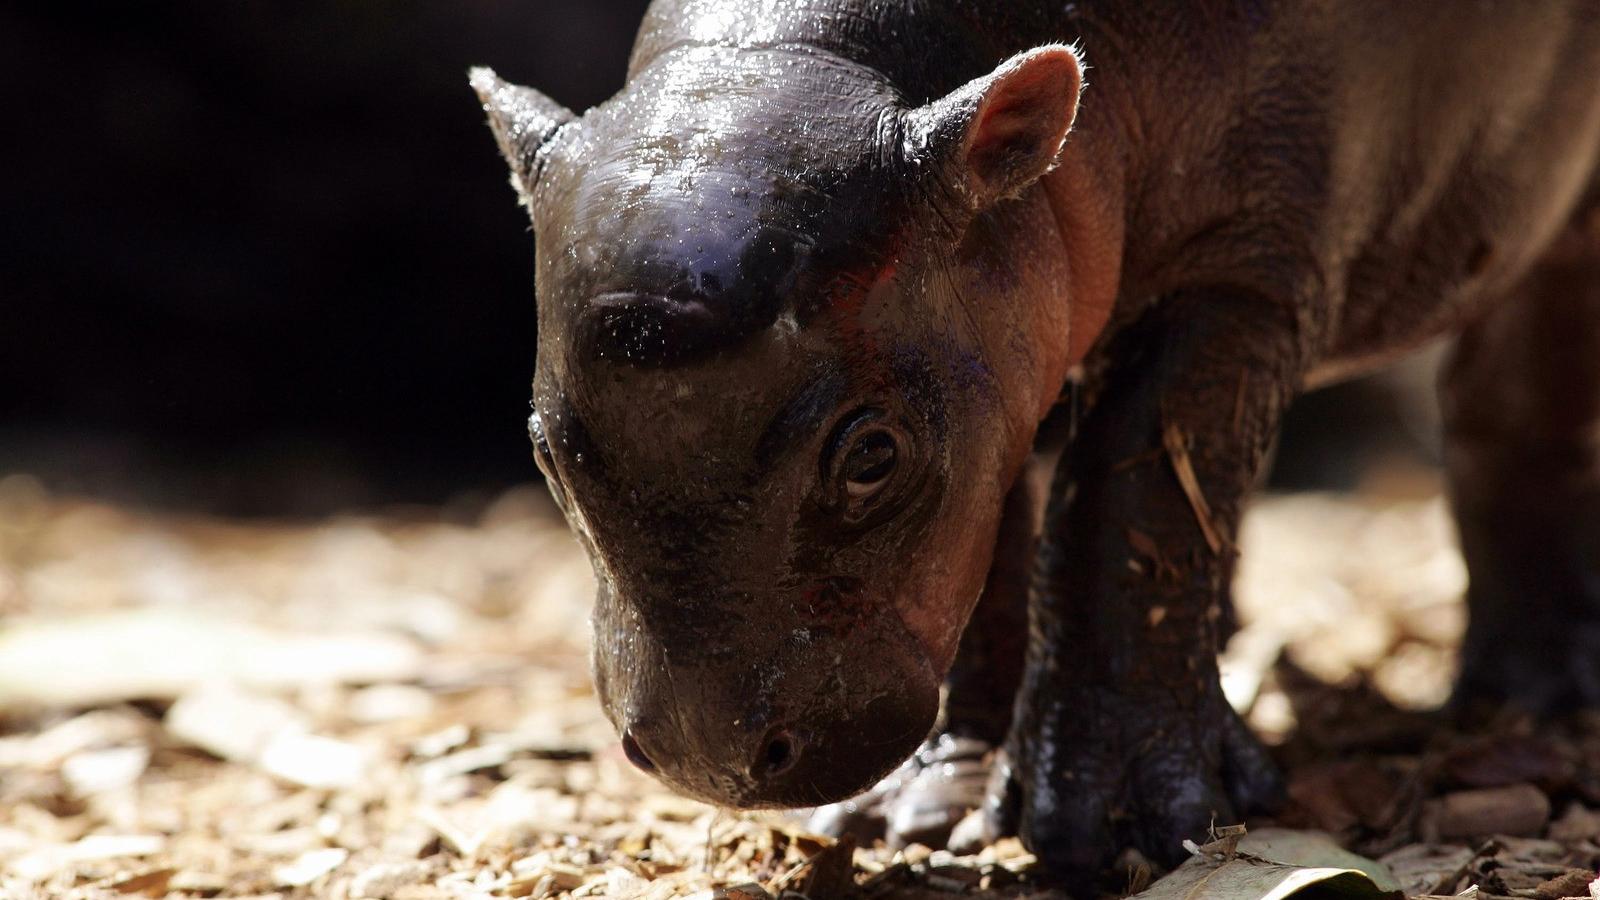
[0,0,1437,516]
[0,1,651,513]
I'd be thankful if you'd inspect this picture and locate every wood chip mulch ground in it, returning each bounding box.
[2,472,1598,900]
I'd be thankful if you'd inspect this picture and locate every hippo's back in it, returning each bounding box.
[1091,0,1600,377]
[1317,0,1600,370]
[627,0,1600,378]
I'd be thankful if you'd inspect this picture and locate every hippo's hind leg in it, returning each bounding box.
[982,291,1293,882]
[1445,202,1600,716]
[808,462,1045,848]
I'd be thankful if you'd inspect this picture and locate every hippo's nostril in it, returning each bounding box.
[621,730,656,772]
[755,729,801,779]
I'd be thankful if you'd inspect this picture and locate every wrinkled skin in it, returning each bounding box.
[473,30,1081,808]
[474,0,1600,884]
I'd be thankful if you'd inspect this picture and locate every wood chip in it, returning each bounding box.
[0,611,423,708]
[106,867,175,895]
[350,861,433,899]
[273,847,349,887]
[1425,784,1552,840]
[10,833,166,881]
[417,744,512,787]
[1535,869,1595,900]
[62,745,150,796]
[1378,843,1476,896]
[1444,735,1576,793]
[258,732,369,789]
[799,833,858,899]
[168,871,229,895]
[348,684,438,724]
[1163,421,1226,554]
[165,684,307,763]
[1549,803,1600,843]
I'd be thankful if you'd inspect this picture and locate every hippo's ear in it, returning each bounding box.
[903,45,1083,208]
[470,67,576,203]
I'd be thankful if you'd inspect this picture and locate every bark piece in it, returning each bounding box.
[1424,785,1552,840]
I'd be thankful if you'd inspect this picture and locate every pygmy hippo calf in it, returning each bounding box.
[473,0,1600,880]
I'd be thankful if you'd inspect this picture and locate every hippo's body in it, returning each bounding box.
[474,0,1600,881]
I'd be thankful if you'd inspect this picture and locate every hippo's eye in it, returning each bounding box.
[824,409,908,519]
[843,430,897,498]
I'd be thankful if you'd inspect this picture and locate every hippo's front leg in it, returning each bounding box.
[987,293,1294,880]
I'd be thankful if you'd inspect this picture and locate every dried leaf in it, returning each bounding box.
[106,867,175,896]
[1443,735,1576,793]
[798,833,858,899]
[1137,829,1400,900]
[1163,422,1226,554]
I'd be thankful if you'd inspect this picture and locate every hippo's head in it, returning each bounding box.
[473,40,1081,808]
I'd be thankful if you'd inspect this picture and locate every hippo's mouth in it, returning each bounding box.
[591,579,943,811]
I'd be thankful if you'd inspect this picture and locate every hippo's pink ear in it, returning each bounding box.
[904,45,1083,207]
[471,67,576,204]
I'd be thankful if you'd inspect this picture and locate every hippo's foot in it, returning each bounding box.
[1439,242,1600,718]
[805,733,992,849]
[980,686,1284,886]
[1448,489,1600,718]
[1452,584,1600,718]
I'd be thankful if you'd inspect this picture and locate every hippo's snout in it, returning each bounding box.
[616,682,937,809]
[618,686,937,809]
[622,723,799,781]
[593,581,942,810]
